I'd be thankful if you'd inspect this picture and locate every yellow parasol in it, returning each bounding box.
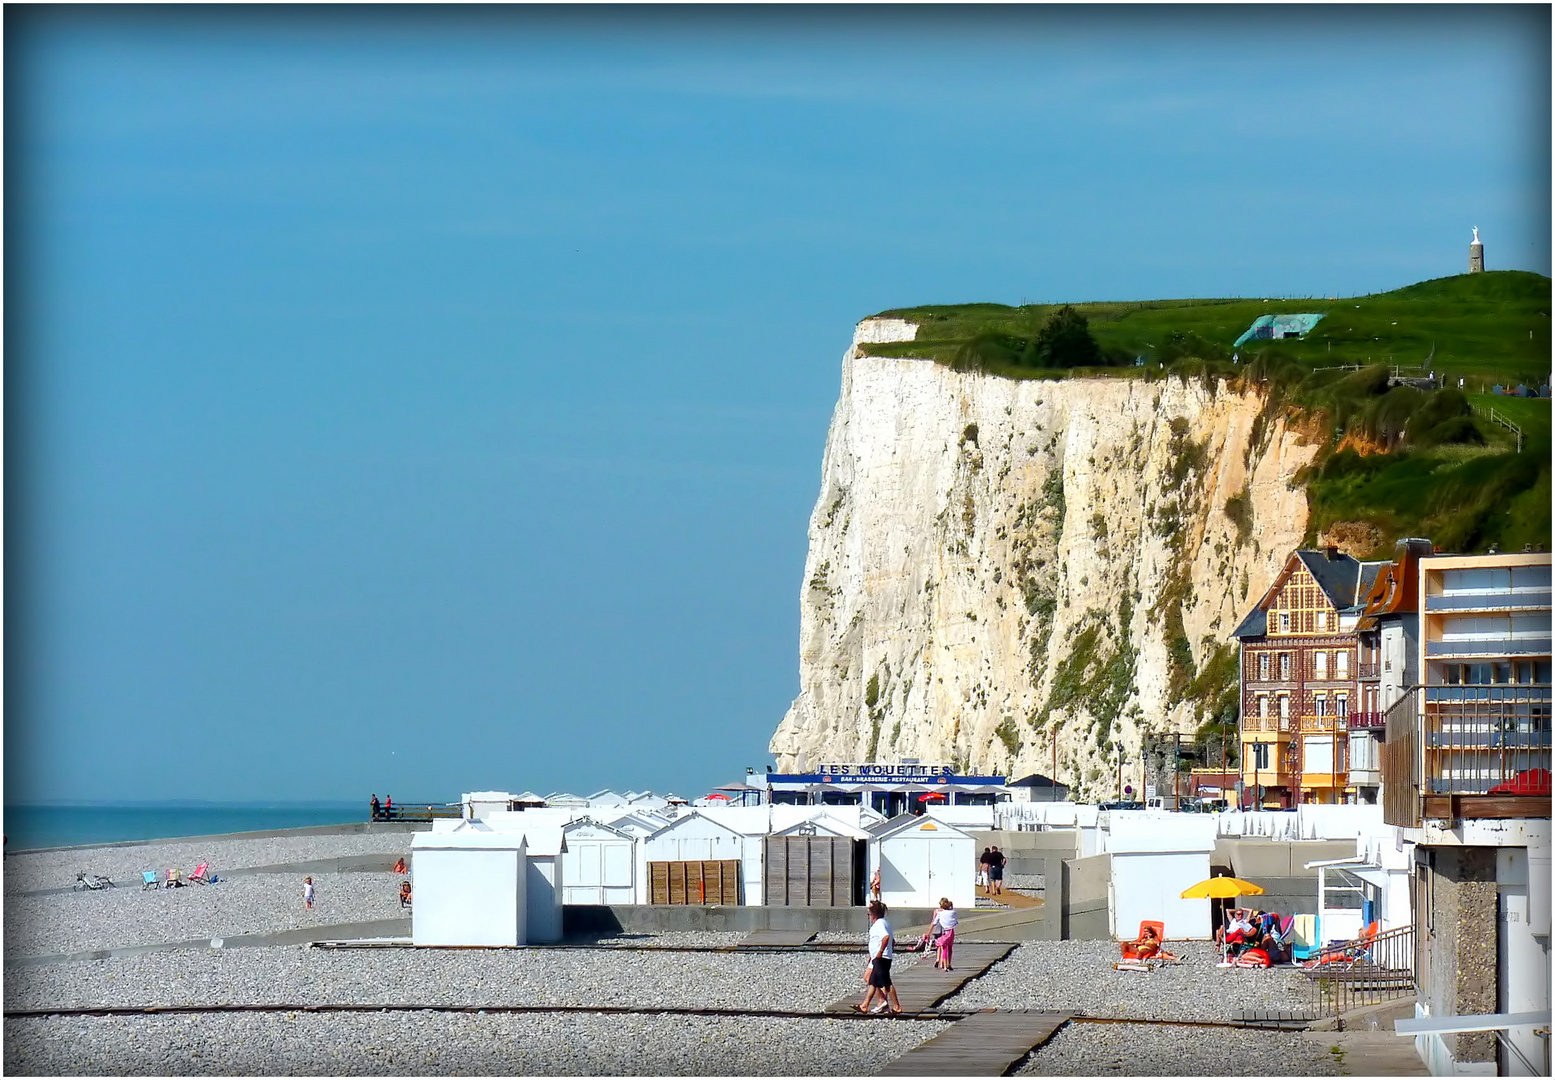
[1180,876,1266,899]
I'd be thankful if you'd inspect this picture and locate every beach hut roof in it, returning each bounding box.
[867,813,973,841]
[644,810,744,843]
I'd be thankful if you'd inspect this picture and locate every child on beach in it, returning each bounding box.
[303,876,315,911]
[931,897,958,970]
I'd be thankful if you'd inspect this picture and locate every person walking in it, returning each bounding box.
[977,847,992,891]
[931,897,958,971]
[987,846,1006,896]
[370,794,381,821]
[853,900,901,1015]
[302,876,315,911]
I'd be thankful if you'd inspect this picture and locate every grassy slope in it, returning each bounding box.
[865,272,1552,556]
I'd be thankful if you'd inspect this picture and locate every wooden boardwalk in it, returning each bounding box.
[878,1009,1072,1076]
[825,942,1016,1015]
[737,929,816,948]
[975,885,1043,909]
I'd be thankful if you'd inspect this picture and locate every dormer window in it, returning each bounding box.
[1279,612,1291,633]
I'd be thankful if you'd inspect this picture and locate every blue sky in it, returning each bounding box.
[6,6,1549,805]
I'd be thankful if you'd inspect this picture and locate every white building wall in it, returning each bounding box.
[411,844,526,947]
[870,823,976,909]
[526,855,564,943]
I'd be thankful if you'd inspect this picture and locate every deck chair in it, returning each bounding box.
[1303,921,1378,970]
[141,871,160,890]
[1289,913,1318,961]
[1120,920,1166,960]
[166,868,184,888]
[189,863,210,884]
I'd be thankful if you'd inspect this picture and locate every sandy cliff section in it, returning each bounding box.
[770,322,1318,800]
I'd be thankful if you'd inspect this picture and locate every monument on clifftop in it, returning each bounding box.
[1469,226,1485,273]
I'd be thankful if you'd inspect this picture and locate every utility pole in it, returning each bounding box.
[1173,731,1182,811]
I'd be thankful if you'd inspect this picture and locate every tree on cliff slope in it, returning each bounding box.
[1036,305,1101,368]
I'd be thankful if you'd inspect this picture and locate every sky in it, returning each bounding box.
[6,5,1550,806]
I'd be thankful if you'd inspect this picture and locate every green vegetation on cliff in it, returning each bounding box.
[867,271,1551,559]
[868,271,1551,388]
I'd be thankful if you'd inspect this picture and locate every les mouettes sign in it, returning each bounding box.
[817,763,954,782]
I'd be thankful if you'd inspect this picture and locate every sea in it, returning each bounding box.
[2,802,368,851]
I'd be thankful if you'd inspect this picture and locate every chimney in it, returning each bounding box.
[1325,545,1340,560]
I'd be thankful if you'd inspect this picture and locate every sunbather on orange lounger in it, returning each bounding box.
[1133,925,1177,961]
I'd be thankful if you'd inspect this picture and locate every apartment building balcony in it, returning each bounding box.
[1298,714,1351,733]
[1348,766,1381,787]
[1347,711,1384,731]
[1424,590,1552,612]
[1426,638,1553,657]
[1357,661,1380,680]
[1383,686,1551,826]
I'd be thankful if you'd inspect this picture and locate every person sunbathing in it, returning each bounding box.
[1133,925,1177,961]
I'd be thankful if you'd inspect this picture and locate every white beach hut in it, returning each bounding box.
[637,811,747,905]
[411,830,529,947]
[868,814,976,910]
[1104,811,1218,940]
[561,818,636,905]
[416,819,568,943]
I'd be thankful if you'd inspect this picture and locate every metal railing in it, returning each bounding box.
[1304,924,1416,1027]
[1471,402,1524,453]
[370,803,463,823]
[1422,688,1552,795]
[1347,711,1384,730]
[1357,661,1380,680]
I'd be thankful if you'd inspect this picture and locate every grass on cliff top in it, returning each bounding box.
[867,270,1552,388]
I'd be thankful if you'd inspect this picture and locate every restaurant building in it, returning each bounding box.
[758,763,1008,818]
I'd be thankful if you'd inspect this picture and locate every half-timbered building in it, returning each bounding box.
[1232,547,1388,807]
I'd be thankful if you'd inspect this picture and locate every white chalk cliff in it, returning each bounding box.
[769,318,1320,800]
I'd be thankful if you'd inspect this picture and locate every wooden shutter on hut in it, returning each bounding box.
[762,836,855,906]
[648,860,741,905]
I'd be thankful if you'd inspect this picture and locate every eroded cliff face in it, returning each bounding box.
[769,319,1320,799]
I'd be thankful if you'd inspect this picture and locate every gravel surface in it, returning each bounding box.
[5,874,406,958]
[1018,1022,1344,1076]
[5,940,898,1012]
[943,941,1313,1021]
[4,832,412,895]
[4,1011,950,1076]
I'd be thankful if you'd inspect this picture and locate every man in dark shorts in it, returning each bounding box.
[987,846,1006,896]
[854,900,902,1014]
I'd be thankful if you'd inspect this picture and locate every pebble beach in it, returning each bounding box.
[5,827,1342,1076]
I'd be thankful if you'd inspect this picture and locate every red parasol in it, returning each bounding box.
[917,791,948,801]
[704,792,731,801]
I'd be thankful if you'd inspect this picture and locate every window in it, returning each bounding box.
[1441,568,1512,594]
[1257,695,1269,719]
[1279,653,1291,679]
[1258,653,1270,680]
[1251,743,1271,770]
[1512,565,1552,589]
[1336,695,1349,720]
[1279,612,1291,633]
[1314,652,1328,679]
[1441,615,1511,641]
[1336,651,1349,678]
[1316,695,1329,718]
[1278,695,1290,722]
